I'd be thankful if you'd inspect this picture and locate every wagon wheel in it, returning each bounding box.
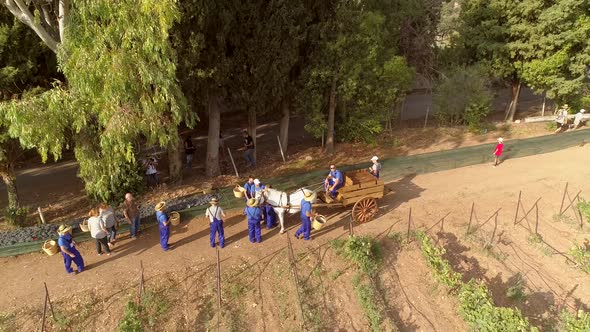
[352,197,378,223]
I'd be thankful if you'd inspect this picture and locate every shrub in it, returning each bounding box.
[434,65,493,132]
[342,235,383,277]
[561,310,590,331]
[576,199,590,223]
[4,206,28,227]
[569,244,590,274]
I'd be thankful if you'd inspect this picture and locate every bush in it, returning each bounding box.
[561,310,590,331]
[4,206,28,227]
[342,235,383,277]
[576,199,590,223]
[434,65,493,132]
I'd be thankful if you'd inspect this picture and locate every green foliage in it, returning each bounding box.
[561,310,590,332]
[433,65,492,132]
[118,290,169,331]
[4,206,27,227]
[506,273,527,302]
[118,301,141,332]
[576,199,590,224]
[569,244,590,274]
[352,274,383,332]
[338,235,383,277]
[416,231,462,288]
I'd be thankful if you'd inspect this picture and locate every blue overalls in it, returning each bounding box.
[295,199,312,240]
[244,206,263,243]
[244,181,255,200]
[264,204,277,229]
[58,233,85,274]
[208,206,225,248]
[156,211,170,251]
[327,170,344,198]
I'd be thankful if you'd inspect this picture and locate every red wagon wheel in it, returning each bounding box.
[352,197,378,223]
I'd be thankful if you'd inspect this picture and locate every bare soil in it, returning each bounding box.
[1,143,589,331]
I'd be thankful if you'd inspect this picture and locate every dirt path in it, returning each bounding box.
[1,138,589,331]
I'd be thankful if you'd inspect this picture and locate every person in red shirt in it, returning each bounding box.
[493,137,504,167]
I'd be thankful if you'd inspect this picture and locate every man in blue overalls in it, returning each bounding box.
[244,176,255,200]
[155,201,171,251]
[296,191,316,240]
[244,198,264,243]
[264,204,277,229]
[206,198,226,248]
[57,224,85,274]
[369,156,381,179]
[324,164,344,199]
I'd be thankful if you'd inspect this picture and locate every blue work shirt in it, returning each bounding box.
[156,211,169,226]
[58,233,73,248]
[253,184,265,194]
[300,199,312,219]
[244,181,255,197]
[244,206,263,222]
[330,170,344,186]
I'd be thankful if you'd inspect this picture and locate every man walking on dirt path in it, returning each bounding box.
[239,130,256,167]
[155,201,171,251]
[57,224,84,275]
[206,198,226,248]
[493,138,504,167]
[295,191,317,241]
[123,193,141,239]
[325,164,344,199]
[244,198,263,243]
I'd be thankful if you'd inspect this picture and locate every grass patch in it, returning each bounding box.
[506,273,527,302]
[352,274,382,332]
[576,199,590,224]
[465,232,507,262]
[561,310,590,331]
[552,213,576,224]
[0,312,16,332]
[118,290,169,331]
[569,244,590,274]
[545,122,557,132]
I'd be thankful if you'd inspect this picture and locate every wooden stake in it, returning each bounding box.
[406,208,412,241]
[559,182,569,215]
[38,207,46,224]
[276,136,286,163]
[513,191,522,225]
[227,148,239,178]
[424,106,430,128]
[466,202,475,235]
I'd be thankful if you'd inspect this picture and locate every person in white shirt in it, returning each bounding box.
[88,208,111,256]
[368,156,381,179]
[145,157,159,187]
[554,104,570,133]
[571,109,586,130]
[205,198,226,248]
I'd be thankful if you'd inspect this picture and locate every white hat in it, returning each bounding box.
[498,137,504,143]
[371,156,378,161]
[581,109,586,113]
[254,179,260,185]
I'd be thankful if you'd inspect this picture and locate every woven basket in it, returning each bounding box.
[79,220,90,232]
[170,211,181,226]
[42,240,59,256]
[312,215,327,231]
[233,185,245,198]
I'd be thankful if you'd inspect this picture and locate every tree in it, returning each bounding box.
[1,0,194,202]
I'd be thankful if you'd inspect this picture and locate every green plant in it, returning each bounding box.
[0,312,16,332]
[118,290,169,331]
[561,310,590,331]
[527,233,543,245]
[416,231,462,289]
[576,199,590,223]
[553,213,576,224]
[118,301,141,332]
[569,244,590,274]
[506,273,527,302]
[341,236,383,277]
[352,274,383,332]
[4,206,27,227]
[545,122,557,131]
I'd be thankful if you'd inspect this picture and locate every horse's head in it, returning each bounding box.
[255,189,267,205]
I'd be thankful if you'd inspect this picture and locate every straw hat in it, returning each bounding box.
[57,224,72,235]
[254,179,261,185]
[303,191,317,202]
[371,156,379,161]
[498,137,504,143]
[155,201,166,211]
[246,198,258,207]
[209,197,219,204]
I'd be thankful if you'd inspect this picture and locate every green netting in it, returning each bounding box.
[2,129,588,257]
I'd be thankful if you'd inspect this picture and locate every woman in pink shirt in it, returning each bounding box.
[493,137,504,167]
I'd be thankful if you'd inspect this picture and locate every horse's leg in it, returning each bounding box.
[278,209,286,234]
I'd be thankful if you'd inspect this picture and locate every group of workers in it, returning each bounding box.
[555,105,587,133]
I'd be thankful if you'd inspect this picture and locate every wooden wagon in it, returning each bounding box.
[315,169,385,223]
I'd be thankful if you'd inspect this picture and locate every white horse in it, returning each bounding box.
[255,187,317,234]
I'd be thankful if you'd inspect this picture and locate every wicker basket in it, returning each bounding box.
[233,185,245,198]
[312,215,327,231]
[42,240,59,256]
[170,211,181,226]
[79,220,90,232]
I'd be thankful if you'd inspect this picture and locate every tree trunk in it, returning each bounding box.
[326,77,337,154]
[58,0,69,43]
[279,98,290,154]
[167,134,183,184]
[247,108,257,165]
[206,92,221,177]
[1,171,19,209]
[5,0,59,53]
[504,81,522,122]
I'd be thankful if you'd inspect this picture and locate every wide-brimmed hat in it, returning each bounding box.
[371,156,379,161]
[57,224,72,235]
[155,201,166,211]
[254,179,261,185]
[209,197,219,204]
[303,191,317,202]
[498,137,504,143]
[246,198,258,207]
